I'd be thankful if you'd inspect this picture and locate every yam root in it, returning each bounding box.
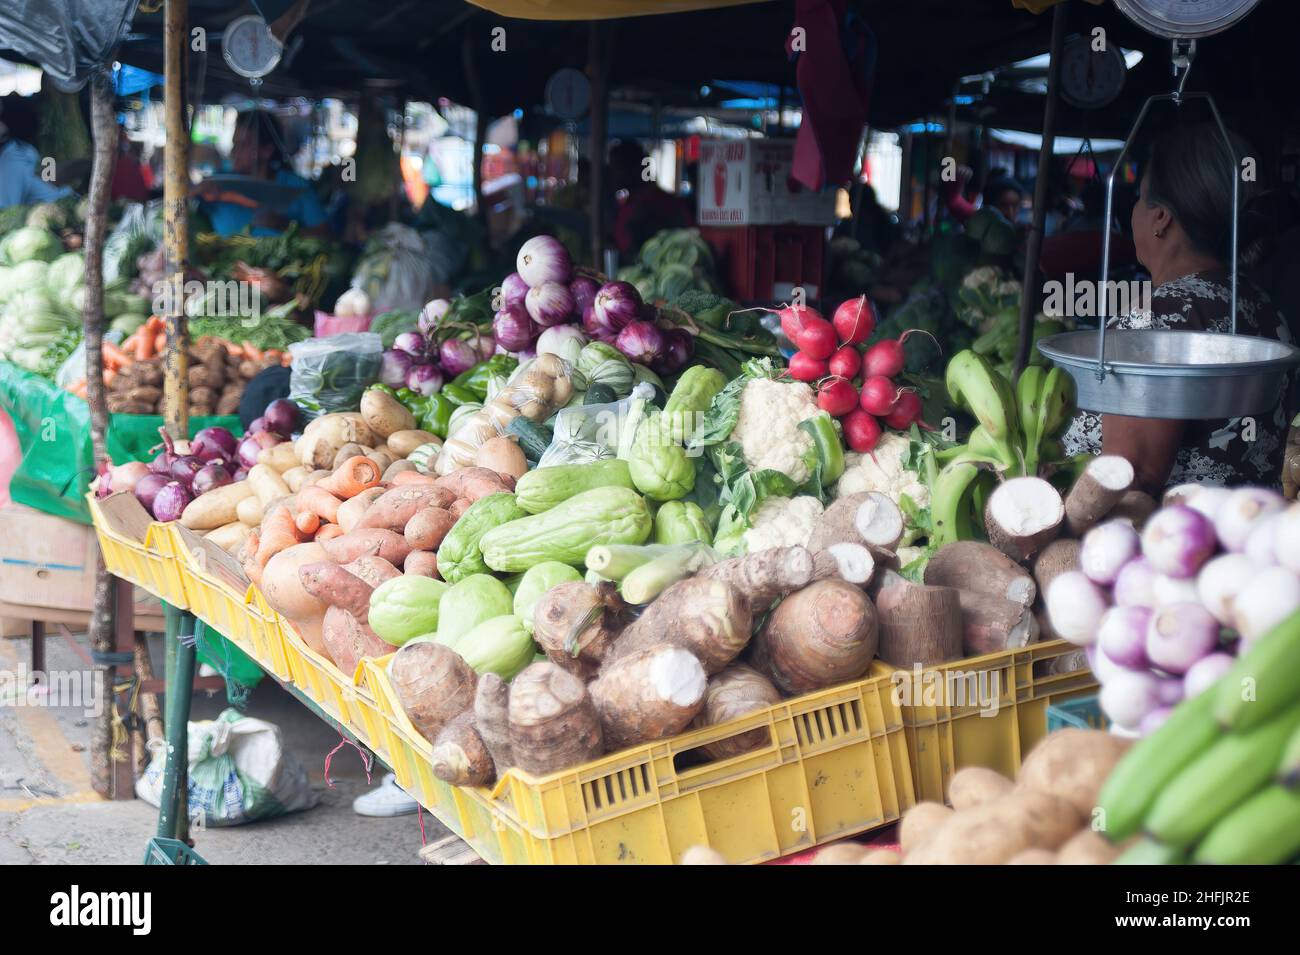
[810,543,875,586]
[923,541,1036,607]
[1064,455,1135,536]
[299,561,373,622]
[358,485,455,533]
[507,662,604,776]
[955,591,1039,656]
[807,492,865,551]
[1108,489,1158,529]
[320,528,412,567]
[404,507,456,552]
[1030,539,1081,601]
[474,673,513,773]
[606,576,751,675]
[590,644,707,750]
[431,711,495,787]
[947,766,1014,810]
[389,641,478,743]
[807,491,904,556]
[532,581,623,680]
[900,802,954,853]
[694,664,781,760]
[321,606,391,676]
[869,571,962,666]
[698,545,814,612]
[984,477,1064,562]
[1015,727,1131,818]
[751,580,878,695]
[403,550,439,578]
[903,790,1085,865]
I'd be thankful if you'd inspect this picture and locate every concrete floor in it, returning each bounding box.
[0,627,446,865]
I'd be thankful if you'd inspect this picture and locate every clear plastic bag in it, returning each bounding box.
[537,382,653,467]
[288,332,383,420]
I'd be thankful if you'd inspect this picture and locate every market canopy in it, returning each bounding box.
[0,0,139,89]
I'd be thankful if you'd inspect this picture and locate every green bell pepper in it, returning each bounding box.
[368,383,398,398]
[419,393,454,438]
[441,383,479,407]
[452,355,518,400]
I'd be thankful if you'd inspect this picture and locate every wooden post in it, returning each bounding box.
[83,73,119,799]
[587,21,612,269]
[1015,1,1068,376]
[163,0,190,440]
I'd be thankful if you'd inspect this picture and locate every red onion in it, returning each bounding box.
[134,473,170,514]
[263,399,299,437]
[418,298,451,336]
[249,415,270,435]
[594,281,642,332]
[237,434,272,470]
[193,462,233,496]
[501,272,529,307]
[149,427,179,475]
[525,282,575,328]
[232,467,250,482]
[652,328,693,375]
[516,235,571,287]
[407,364,445,396]
[615,320,665,366]
[582,303,614,338]
[380,348,415,389]
[191,426,238,463]
[170,455,204,488]
[440,338,479,376]
[109,461,151,494]
[393,331,429,361]
[570,276,599,314]
[152,481,193,522]
[493,303,537,352]
[469,332,496,362]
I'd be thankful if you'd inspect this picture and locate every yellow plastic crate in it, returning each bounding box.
[871,638,1098,805]
[277,615,357,726]
[368,660,914,865]
[87,495,188,609]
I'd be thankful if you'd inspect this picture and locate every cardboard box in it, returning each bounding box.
[0,501,162,617]
[696,138,837,227]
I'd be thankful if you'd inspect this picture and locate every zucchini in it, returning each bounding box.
[507,416,552,463]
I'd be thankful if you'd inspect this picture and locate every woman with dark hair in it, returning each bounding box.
[1062,124,1291,492]
[195,110,327,237]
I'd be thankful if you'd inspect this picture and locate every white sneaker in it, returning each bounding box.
[352,774,419,817]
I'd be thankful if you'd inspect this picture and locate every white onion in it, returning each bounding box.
[1196,553,1256,627]
[1145,602,1221,675]
[1045,571,1109,646]
[1234,565,1300,642]
[1100,669,1164,730]
[1243,512,1283,568]
[1183,652,1235,698]
[1080,520,1141,585]
[1213,487,1285,552]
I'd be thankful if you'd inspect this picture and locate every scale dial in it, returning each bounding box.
[545,68,591,121]
[1112,0,1262,39]
[221,15,283,79]
[1060,35,1126,109]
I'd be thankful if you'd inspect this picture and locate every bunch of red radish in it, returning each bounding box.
[777,295,927,452]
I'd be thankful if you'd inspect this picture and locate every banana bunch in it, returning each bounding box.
[1100,610,1300,864]
[930,350,1076,546]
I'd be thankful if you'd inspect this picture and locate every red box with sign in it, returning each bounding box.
[701,225,826,303]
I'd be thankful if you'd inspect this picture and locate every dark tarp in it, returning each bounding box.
[0,0,139,90]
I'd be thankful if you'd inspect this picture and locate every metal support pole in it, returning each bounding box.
[163,0,190,441]
[1014,0,1068,376]
[156,605,195,842]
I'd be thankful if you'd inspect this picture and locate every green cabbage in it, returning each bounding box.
[25,203,67,231]
[0,227,62,265]
[45,252,85,299]
[0,260,49,305]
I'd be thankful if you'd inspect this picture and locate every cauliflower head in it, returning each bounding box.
[728,378,822,485]
[742,495,825,553]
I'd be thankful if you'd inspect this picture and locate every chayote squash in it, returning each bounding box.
[513,459,634,514]
[446,614,537,680]
[662,365,726,444]
[626,410,696,502]
[368,575,448,646]
[434,574,514,647]
[437,492,527,583]
[512,561,583,632]
[479,485,653,572]
[653,500,714,546]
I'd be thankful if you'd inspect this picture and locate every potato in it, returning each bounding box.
[206,521,252,553]
[331,442,367,471]
[383,459,417,481]
[1006,848,1057,865]
[236,493,264,527]
[257,441,299,475]
[1016,728,1131,819]
[298,414,375,468]
[387,429,441,459]
[947,766,1014,810]
[475,436,527,479]
[248,464,292,507]
[904,790,1084,865]
[367,449,396,473]
[859,848,902,865]
[811,843,869,865]
[361,388,416,439]
[899,801,953,853]
[1055,828,1121,865]
[179,481,254,530]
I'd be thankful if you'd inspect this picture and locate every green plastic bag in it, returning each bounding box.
[195,619,264,700]
[0,361,241,524]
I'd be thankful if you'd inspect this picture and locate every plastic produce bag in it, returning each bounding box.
[288,332,383,420]
[350,224,437,314]
[537,382,652,467]
[135,708,316,826]
[102,200,163,284]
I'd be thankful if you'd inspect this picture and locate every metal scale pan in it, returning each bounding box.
[1036,0,1299,419]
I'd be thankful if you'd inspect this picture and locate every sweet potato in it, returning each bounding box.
[433,466,513,503]
[257,441,299,474]
[336,486,386,533]
[431,711,495,787]
[358,485,455,533]
[321,606,391,676]
[298,561,373,622]
[236,493,264,527]
[320,528,411,566]
[404,506,457,552]
[403,550,439,578]
[382,459,417,482]
[248,464,292,507]
[391,470,436,486]
[343,555,402,590]
[205,521,251,553]
[694,664,781,760]
[751,580,878,694]
[507,662,604,776]
[261,542,330,655]
[389,641,478,743]
[590,644,707,750]
[281,466,309,493]
[605,576,751,675]
[449,497,472,520]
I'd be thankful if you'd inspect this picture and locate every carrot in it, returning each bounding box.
[263,349,283,362]
[223,341,245,357]
[316,456,382,499]
[242,341,263,361]
[255,504,304,567]
[135,331,154,362]
[121,332,140,351]
[154,332,167,354]
[392,470,436,487]
[102,341,132,370]
[295,511,322,537]
[145,315,165,336]
[103,369,116,387]
[315,523,345,542]
[297,485,342,524]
